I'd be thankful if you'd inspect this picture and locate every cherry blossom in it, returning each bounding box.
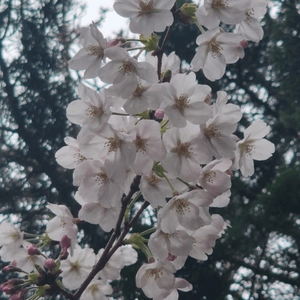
[198,158,232,197]
[189,214,225,260]
[191,28,245,81]
[161,124,207,181]
[148,226,193,261]
[69,23,109,79]
[73,159,125,208]
[98,47,158,99]
[81,280,112,300]
[66,84,114,132]
[114,0,176,38]
[0,222,24,249]
[196,0,251,29]
[198,115,238,160]
[153,278,193,300]
[55,136,86,169]
[46,203,78,255]
[233,120,275,177]
[136,260,176,298]
[236,0,268,42]
[159,190,213,233]
[132,120,166,174]
[162,72,213,127]
[60,244,96,290]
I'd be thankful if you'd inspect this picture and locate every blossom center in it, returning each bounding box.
[145,172,162,186]
[85,105,103,119]
[205,124,221,139]
[212,0,228,9]
[203,170,217,183]
[104,135,123,152]
[206,38,222,58]
[245,8,255,24]
[134,135,147,152]
[88,284,99,295]
[10,231,21,241]
[73,153,86,165]
[87,45,104,57]
[175,94,189,112]
[70,261,81,273]
[133,84,147,98]
[172,140,192,158]
[118,61,135,76]
[95,170,108,185]
[174,198,190,215]
[139,1,154,15]
[148,268,163,280]
[240,141,254,156]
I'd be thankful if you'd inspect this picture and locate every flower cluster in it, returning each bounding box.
[0,0,274,299]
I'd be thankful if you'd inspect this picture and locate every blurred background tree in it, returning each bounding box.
[0,0,299,299]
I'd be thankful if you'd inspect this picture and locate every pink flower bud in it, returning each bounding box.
[27,244,40,256]
[44,259,57,271]
[60,235,71,249]
[10,289,27,300]
[108,39,124,47]
[240,40,248,49]
[167,253,176,261]
[155,109,164,119]
[3,265,23,273]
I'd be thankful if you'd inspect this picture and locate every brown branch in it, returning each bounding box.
[153,4,177,80]
[71,175,141,300]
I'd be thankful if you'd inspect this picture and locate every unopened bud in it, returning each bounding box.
[27,244,40,256]
[108,38,125,47]
[9,289,27,300]
[60,247,69,260]
[155,109,164,119]
[60,234,71,249]
[3,265,23,273]
[44,259,57,271]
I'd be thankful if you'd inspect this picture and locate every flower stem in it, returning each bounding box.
[140,227,156,236]
[196,21,206,34]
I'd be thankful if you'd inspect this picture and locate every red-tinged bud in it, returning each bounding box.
[0,280,24,295]
[44,259,56,271]
[0,282,13,294]
[148,257,155,264]
[60,235,71,250]
[27,244,40,256]
[167,253,176,261]
[155,109,164,119]
[60,247,69,260]
[108,39,125,47]
[240,40,248,49]
[3,265,23,273]
[10,289,27,300]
